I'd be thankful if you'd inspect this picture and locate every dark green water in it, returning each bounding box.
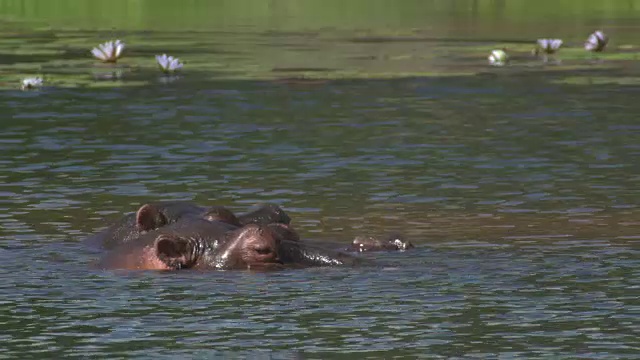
[1,1,640,358]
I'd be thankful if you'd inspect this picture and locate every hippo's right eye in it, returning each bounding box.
[253,246,272,255]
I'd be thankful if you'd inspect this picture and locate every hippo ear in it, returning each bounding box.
[268,223,300,242]
[154,235,192,269]
[136,204,168,231]
[203,206,241,226]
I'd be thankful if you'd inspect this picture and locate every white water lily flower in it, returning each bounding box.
[488,49,508,66]
[535,39,563,55]
[585,30,608,52]
[91,40,125,63]
[155,54,183,73]
[21,77,43,90]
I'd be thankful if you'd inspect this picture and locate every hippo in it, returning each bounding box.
[346,234,414,252]
[96,218,238,270]
[86,201,207,250]
[87,201,291,250]
[206,202,291,227]
[97,220,363,271]
[197,203,292,228]
[208,224,285,270]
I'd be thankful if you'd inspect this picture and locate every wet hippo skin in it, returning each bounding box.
[237,203,291,226]
[86,202,292,250]
[98,220,364,271]
[96,218,238,270]
[85,201,209,250]
[346,234,414,252]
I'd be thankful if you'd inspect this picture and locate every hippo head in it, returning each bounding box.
[350,234,414,252]
[97,232,203,271]
[213,224,282,270]
[388,236,414,251]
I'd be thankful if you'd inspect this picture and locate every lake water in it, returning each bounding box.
[1,1,639,358]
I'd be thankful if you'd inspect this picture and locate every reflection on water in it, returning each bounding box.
[1,1,640,358]
[2,244,639,357]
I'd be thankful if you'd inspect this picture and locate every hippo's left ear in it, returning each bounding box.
[136,204,168,231]
[154,234,193,269]
[203,206,242,226]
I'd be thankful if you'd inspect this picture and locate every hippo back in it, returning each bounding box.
[277,239,366,267]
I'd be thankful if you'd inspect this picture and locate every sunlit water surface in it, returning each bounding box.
[1,3,640,358]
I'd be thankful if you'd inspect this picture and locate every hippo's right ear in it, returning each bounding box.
[154,234,193,269]
[268,223,300,242]
[136,204,168,231]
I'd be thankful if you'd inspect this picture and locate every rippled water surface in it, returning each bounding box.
[1,1,640,358]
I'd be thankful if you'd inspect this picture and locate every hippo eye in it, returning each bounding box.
[253,246,272,255]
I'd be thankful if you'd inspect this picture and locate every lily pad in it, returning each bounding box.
[551,76,640,86]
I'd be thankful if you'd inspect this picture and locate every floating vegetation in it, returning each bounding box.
[488,49,508,66]
[20,76,43,90]
[0,17,636,91]
[91,40,125,63]
[158,75,182,84]
[552,76,640,86]
[534,39,563,62]
[155,54,183,74]
[48,74,149,88]
[92,68,126,81]
[585,30,608,52]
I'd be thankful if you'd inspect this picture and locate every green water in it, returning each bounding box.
[1,1,639,358]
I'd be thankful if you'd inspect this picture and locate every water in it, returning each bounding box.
[1,1,640,358]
